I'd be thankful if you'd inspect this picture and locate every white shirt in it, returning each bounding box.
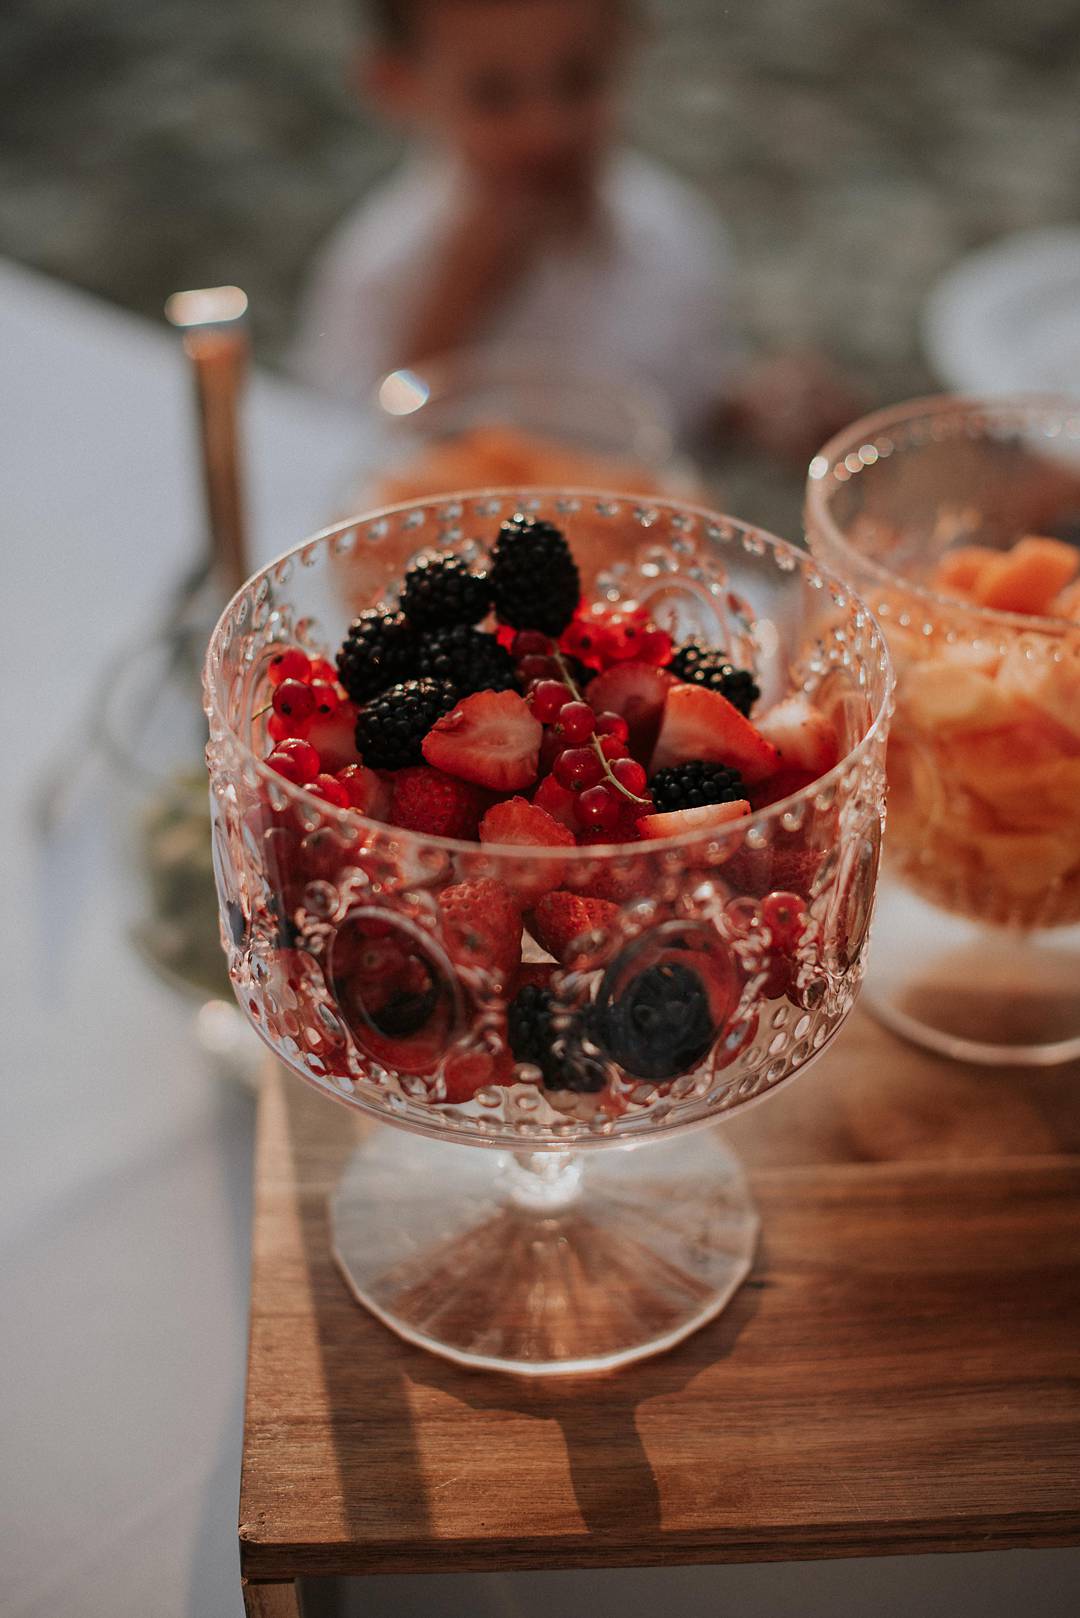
[290,149,741,435]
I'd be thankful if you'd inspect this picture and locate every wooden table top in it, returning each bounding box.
[239,1010,1080,1587]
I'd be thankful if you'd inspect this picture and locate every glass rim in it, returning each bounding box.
[805,391,1080,638]
[203,487,895,862]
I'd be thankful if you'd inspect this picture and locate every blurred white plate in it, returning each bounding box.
[922,226,1080,396]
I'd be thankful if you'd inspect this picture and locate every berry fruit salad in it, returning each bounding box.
[205,498,890,1134]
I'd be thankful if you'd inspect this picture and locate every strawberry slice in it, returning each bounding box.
[422,689,542,792]
[754,694,840,778]
[479,795,576,900]
[437,878,522,986]
[587,662,679,759]
[650,683,780,783]
[636,799,750,839]
[440,1043,516,1104]
[528,891,620,964]
[336,763,392,820]
[305,700,360,772]
[389,766,488,839]
[479,796,577,851]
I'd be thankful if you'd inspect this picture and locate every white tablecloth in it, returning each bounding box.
[0,259,360,1618]
[2,260,1077,1618]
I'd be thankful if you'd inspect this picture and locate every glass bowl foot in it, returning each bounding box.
[329,1123,759,1375]
[865,877,1080,1066]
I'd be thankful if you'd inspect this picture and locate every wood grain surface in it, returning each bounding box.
[239,1010,1080,1588]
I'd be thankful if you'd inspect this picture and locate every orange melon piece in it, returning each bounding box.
[1049,577,1080,622]
[932,544,998,598]
[972,536,1080,615]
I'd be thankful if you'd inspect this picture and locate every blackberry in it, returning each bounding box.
[414,624,517,697]
[336,609,418,704]
[489,515,581,637]
[648,760,746,813]
[667,642,760,716]
[400,550,493,630]
[592,961,717,1082]
[507,984,605,1093]
[354,678,458,770]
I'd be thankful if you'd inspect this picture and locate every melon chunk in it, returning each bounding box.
[971,536,1079,615]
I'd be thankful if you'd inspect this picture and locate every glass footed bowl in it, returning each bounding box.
[806,396,1080,1067]
[204,490,892,1373]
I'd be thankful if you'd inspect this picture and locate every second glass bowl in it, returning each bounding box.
[807,395,1080,1064]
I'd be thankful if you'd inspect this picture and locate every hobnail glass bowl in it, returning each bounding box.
[205,490,892,1372]
[806,395,1080,1065]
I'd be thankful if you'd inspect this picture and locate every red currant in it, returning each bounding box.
[268,647,311,686]
[595,711,629,741]
[607,619,643,661]
[267,749,309,785]
[557,700,595,743]
[610,756,647,796]
[309,657,337,684]
[761,891,808,950]
[309,680,340,717]
[553,746,604,791]
[529,679,572,723]
[272,738,321,781]
[310,773,351,809]
[272,678,317,723]
[577,783,621,830]
[598,732,629,762]
[639,627,673,666]
[267,709,310,743]
[519,654,560,685]
[561,619,605,664]
[511,630,553,659]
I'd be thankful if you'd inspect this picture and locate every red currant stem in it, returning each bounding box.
[253,702,272,720]
[552,651,649,807]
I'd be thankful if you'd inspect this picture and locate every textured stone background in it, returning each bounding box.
[2,0,1078,519]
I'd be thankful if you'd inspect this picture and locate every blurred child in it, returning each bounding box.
[291,0,855,459]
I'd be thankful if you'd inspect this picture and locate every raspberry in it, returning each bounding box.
[400,549,493,630]
[414,623,517,696]
[354,678,458,770]
[389,765,488,839]
[666,643,760,717]
[489,515,580,636]
[648,760,746,813]
[336,609,418,704]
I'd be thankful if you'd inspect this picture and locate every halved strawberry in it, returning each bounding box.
[528,891,620,963]
[479,796,576,900]
[440,1043,517,1104]
[305,700,360,772]
[480,796,577,851]
[336,763,392,820]
[636,799,751,840]
[586,663,679,759]
[724,843,825,900]
[754,694,840,778]
[748,765,818,809]
[389,765,488,839]
[422,689,542,792]
[437,878,522,985]
[650,683,780,783]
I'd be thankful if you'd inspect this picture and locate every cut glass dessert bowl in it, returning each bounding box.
[807,395,1080,1065]
[204,491,892,1373]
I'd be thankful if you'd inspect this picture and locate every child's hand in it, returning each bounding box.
[727,353,867,470]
